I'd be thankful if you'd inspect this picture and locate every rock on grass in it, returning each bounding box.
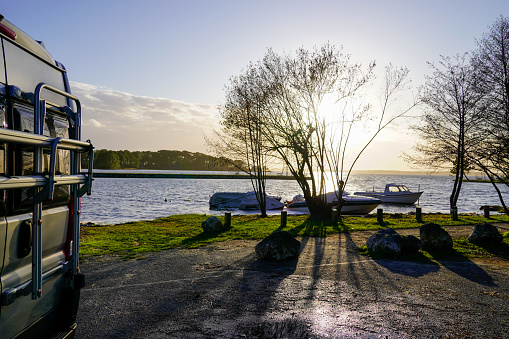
[255,231,301,261]
[468,223,503,245]
[419,223,453,251]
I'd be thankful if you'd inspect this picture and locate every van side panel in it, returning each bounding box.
[0,208,69,338]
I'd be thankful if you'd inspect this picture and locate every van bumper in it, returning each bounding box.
[13,312,78,339]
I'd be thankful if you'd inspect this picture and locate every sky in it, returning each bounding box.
[2,1,508,171]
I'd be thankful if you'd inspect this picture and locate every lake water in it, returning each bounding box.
[80,170,509,225]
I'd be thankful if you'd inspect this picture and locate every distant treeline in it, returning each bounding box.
[84,149,244,171]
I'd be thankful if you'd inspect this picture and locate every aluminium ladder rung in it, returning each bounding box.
[0,174,89,190]
[0,128,91,152]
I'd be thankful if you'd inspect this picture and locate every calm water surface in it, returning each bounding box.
[80,171,509,225]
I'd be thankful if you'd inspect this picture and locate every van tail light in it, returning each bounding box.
[0,22,16,40]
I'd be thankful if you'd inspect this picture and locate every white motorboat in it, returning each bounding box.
[209,191,284,211]
[286,194,308,211]
[354,183,423,204]
[286,191,381,215]
[325,191,382,215]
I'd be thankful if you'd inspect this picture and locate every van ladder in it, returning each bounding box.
[0,83,93,300]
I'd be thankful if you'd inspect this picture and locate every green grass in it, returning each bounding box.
[80,213,509,260]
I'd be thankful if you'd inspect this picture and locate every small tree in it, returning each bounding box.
[209,63,273,217]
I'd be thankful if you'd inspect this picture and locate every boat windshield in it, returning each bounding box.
[388,185,410,192]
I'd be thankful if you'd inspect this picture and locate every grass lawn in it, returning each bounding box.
[80,213,509,260]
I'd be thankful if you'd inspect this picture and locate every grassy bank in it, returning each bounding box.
[80,213,509,260]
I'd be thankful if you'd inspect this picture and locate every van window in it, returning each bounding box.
[12,104,70,212]
[3,39,66,106]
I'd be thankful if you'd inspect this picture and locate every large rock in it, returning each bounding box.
[255,231,301,261]
[400,233,423,253]
[366,228,422,257]
[419,223,453,251]
[468,223,502,245]
[201,216,226,233]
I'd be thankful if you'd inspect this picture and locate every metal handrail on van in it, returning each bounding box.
[0,82,93,300]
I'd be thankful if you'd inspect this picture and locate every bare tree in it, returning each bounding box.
[257,44,375,218]
[406,54,488,212]
[468,15,509,215]
[213,44,416,219]
[329,64,418,212]
[208,63,273,217]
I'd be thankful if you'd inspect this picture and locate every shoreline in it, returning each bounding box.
[93,172,300,180]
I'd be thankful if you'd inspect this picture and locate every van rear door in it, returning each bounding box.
[0,30,89,338]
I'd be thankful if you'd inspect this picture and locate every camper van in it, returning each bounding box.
[0,15,93,338]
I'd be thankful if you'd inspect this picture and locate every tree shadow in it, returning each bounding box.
[180,227,232,247]
[233,253,300,335]
[287,218,349,237]
[242,256,299,277]
[425,248,498,287]
[372,256,440,277]
[474,241,509,260]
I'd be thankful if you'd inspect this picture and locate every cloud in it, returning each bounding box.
[70,82,218,152]
[89,119,105,128]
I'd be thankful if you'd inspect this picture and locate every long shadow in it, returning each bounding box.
[234,250,301,335]
[180,226,232,247]
[179,221,306,335]
[426,248,498,287]
[342,232,411,292]
[173,217,342,335]
[475,241,509,260]
[300,224,327,308]
[287,218,349,237]
[373,256,440,278]
[101,249,302,337]
[341,228,439,279]
[361,240,496,284]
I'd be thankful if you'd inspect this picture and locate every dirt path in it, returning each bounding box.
[76,224,509,338]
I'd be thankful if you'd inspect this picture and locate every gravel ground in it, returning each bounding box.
[76,224,509,338]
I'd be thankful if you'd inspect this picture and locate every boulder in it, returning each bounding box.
[255,231,301,261]
[366,228,422,257]
[468,223,502,245]
[400,234,423,253]
[419,223,453,251]
[201,216,226,233]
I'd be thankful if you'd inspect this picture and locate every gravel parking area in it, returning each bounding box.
[76,225,509,338]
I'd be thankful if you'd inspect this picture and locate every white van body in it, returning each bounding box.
[0,15,93,339]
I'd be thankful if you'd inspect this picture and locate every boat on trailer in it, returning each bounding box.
[354,183,423,204]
